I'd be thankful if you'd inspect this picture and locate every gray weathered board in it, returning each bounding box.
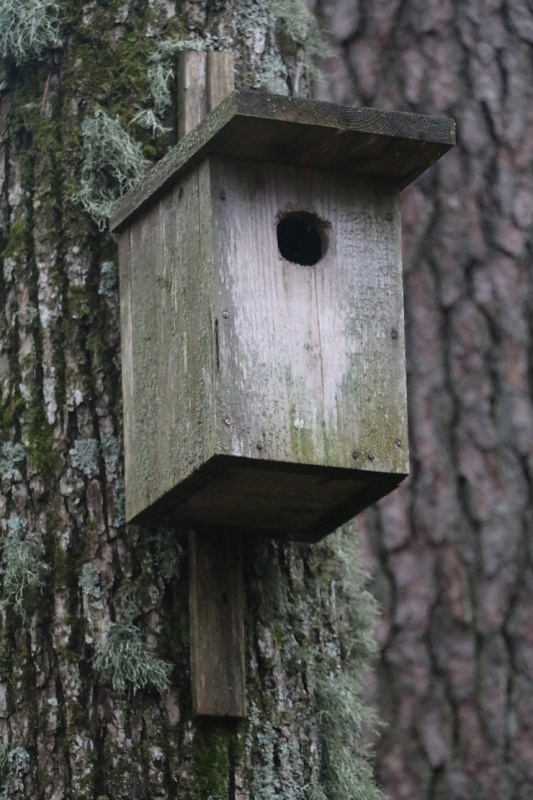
[113,91,455,542]
[189,529,245,717]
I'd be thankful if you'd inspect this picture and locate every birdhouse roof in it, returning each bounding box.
[110,90,455,233]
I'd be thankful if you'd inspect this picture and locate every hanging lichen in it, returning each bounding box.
[132,35,232,134]
[271,0,330,93]
[243,527,385,800]
[94,622,172,695]
[1,516,49,619]
[315,674,386,800]
[74,109,149,230]
[0,0,59,63]
[312,531,386,800]
[131,0,330,137]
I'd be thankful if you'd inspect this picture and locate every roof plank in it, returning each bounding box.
[110,90,455,232]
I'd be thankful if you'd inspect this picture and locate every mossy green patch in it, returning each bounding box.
[26,391,58,477]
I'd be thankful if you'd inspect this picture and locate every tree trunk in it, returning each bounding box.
[314,1,533,798]
[0,2,383,798]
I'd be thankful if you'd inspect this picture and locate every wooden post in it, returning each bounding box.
[176,51,245,718]
[177,50,235,137]
[189,530,245,717]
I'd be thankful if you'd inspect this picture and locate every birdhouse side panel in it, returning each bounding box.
[121,168,216,522]
[118,229,135,508]
[207,156,408,476]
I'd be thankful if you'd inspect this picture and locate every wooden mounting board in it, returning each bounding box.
[189,530,246,718]
[110,90,455,232]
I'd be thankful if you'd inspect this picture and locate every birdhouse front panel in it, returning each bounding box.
[112,90,455,540]
[207,155,407,472]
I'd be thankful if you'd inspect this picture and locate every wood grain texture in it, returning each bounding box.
[177,51,208,139]
[207,51,235,111]
[124,168,216,523]
[176,57,246,719]
[110,90,455,232]
[210,156,408,475]
[189,530,246,718]
[118,231,134,492]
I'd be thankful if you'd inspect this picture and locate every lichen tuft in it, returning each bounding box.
[271,0,330,94]
[0,0,59,64]
[94,622,172,695]
[74,109,149,230]
[316,673,386,800]
[2,516,48,619]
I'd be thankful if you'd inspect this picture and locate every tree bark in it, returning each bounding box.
[314,1,533,798]
[0,2,383,798]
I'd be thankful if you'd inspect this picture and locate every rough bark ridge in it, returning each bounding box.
[0,1,383,798]
[314,0,533,797]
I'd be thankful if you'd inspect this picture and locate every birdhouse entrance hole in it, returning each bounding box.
[277,211,328,266]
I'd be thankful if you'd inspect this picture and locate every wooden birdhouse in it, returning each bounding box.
[111,90,455,543]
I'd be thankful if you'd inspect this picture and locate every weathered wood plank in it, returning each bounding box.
[189,530,246,718]
[125,169,215,523]
[110,90,455,232]
[207,51,235,111]
[177,51,208,139]
[178,59,247,720]
[118,230,134,492]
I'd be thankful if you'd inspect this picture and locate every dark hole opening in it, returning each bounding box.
[277,212,326,266]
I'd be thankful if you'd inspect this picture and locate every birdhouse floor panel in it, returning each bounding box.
[131,455,405,542]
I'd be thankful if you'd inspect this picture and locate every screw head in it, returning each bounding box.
[257,442,264,450]
[352,450,359,459]
[222,310,229,319]
[220,189,226,201]
[391,328,398,340]
[385,212,393,221]
[395,438,402,447]
[224,417,232,426]
[367,453,375,461]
